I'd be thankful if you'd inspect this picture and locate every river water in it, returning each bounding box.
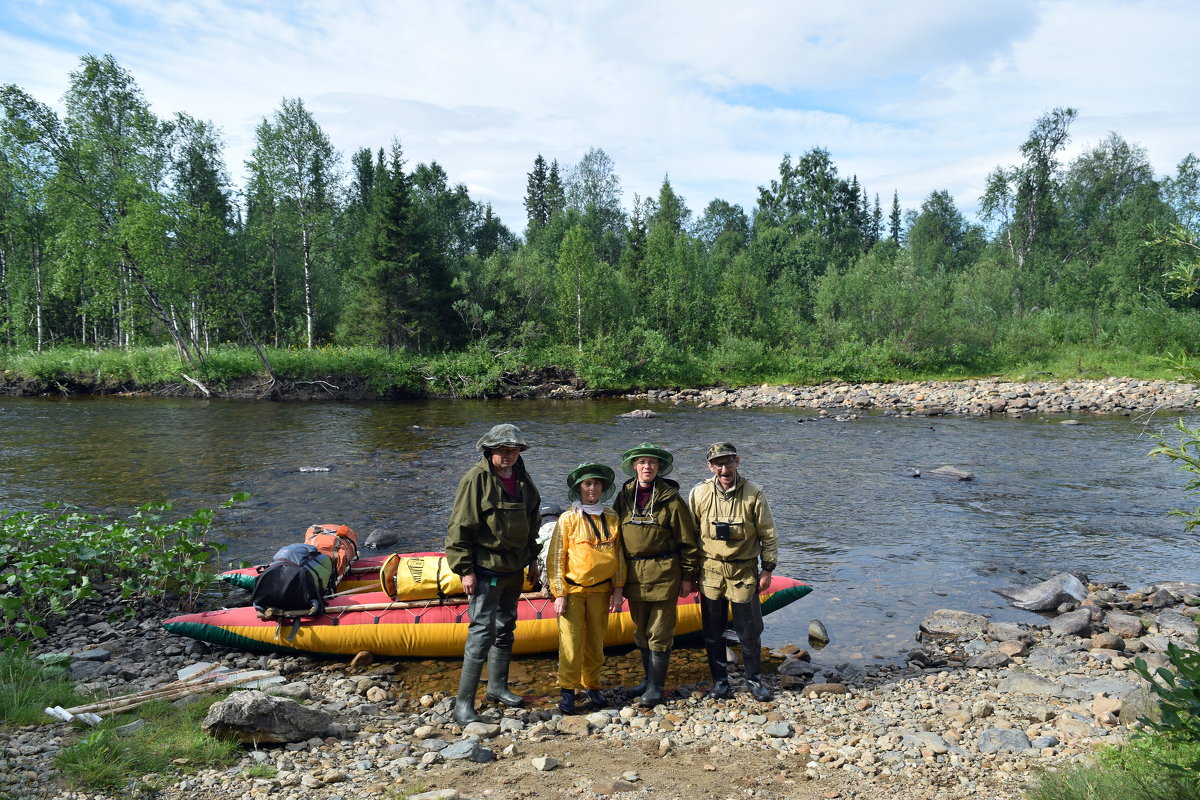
[3,396,1198,665]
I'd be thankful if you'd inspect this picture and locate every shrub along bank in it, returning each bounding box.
[0,337,1192,401]
[0,498,243,647]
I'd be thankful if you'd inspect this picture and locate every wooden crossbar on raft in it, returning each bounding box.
[259,590,551,619]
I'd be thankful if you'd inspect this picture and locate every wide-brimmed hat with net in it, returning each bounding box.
[475,423,529,452]
[567,462,616,502]
[620,442,674,478]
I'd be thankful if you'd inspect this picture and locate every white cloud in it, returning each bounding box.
[1,0,1196,228]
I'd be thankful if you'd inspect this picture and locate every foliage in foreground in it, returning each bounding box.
[1026,736,1200,800]
[1026,642,1200,800]
[0,497,244,646]
[55,696,240,792]
[0,649,77,725]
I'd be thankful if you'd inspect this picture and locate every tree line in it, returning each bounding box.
[1,54,1198,384]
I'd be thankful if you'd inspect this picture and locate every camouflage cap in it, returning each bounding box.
[475,423,530,452]
[706,442,738,462]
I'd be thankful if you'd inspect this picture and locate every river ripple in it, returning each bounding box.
[2,395,1198,663]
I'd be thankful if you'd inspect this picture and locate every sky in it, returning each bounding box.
[1,0,1197,232]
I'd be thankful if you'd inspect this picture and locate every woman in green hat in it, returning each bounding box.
[612,442,700,707]
[545,462,626,714]
[445,423,542,725]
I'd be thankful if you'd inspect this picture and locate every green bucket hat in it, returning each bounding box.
[620,442,673,478]
[566,462,616,502]
[475,423,530,452]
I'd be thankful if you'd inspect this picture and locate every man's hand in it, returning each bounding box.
[757,570,773,594]
[462,572,477,597]
[527,561,541,589]
[553,596,567,615]
[678,579,696,597]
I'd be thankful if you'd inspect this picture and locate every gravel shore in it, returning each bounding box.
[6,576,1199,800]
[625,377,1199,417]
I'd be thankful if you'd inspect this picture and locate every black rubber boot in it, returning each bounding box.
[746,678,774,702]
[701,594,731,700]
[733,600,771,702]
[624,648,652,699]
[708,679,732,700]
[638,650,670,707]
[585,689,607,709]
[453,655,484,725]
[484,647,525,708]
[558,689,576,715]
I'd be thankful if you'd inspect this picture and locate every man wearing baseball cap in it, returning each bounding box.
[688,442,778,702]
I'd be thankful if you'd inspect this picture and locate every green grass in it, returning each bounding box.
[1026,735,1200,800]
[0,340,1193,396]
[55,696,240,791]
[0,650,243,794]
[242,764,277,778]
[0,650,80,725]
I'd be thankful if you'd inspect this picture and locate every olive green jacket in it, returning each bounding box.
[613,477,700,602]
[687,475,778,572]
[445,456,541,576]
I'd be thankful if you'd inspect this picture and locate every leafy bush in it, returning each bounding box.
[1133,643,1200,744]
[0,497,243,645]
[1149,421,1200,531]
[417,344,517,397]
[706,335,778,386]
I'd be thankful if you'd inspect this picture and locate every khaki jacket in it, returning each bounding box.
[546,507,627,597]
[688,475,778,572]
[613,477,700,602]
[445,456,541,576]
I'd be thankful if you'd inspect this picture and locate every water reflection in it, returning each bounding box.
[2,396,1198,663]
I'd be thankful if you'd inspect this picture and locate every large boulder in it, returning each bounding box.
[919,609,989,638]
[994,573,1088,611]
[201,689,347,744]
[1049,608,1092,637]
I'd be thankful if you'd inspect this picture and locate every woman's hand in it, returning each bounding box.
[608,588,624,613]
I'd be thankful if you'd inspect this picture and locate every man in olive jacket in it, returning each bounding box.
[446,423,541,725]
[613,442,700,707]
[688,442,778,702]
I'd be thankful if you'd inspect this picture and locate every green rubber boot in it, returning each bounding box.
[624,648,652,699]
[638,650,670,708]
[484,647,525,708]
[452,655,484,725]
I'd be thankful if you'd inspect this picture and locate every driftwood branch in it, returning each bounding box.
[45,663,281,724]
[181,373,211,397]
[295,380,340,392]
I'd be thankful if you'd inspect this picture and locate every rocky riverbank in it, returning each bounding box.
[5,577,1200,800]
[629,377,1200,417]
[3,370,1197,414]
